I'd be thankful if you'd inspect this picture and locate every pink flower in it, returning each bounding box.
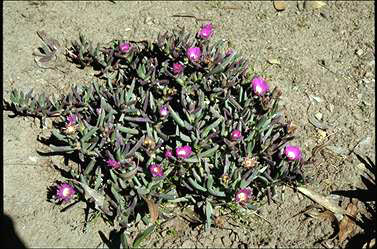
[106,159,121,169]
[164,149,173,159]
[231,130,242,140]
[175,145,193,159]
[66,114,77,126]
[186,47,201,62]
[172,62,184,75]
[198,23,214,40]
[149,164,164,177]
[235,188,252,205]
[284,145,302,161]
[160,106,169,117]
[251,76,270,96]
[56,183,76,203]
[119,42,131,53]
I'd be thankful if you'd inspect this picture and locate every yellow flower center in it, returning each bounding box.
[238,192,247,202]
[177,150,186,155]
[255,85,262,94]
[287,151,295,159]
[62,188,70,197]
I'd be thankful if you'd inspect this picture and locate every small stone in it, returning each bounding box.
[317,129,327,142]
[356,162,367,171]
[273,0,287,11]
[355,49,364,57]
[29,156,39,163]
[320,10,329,19]
[328,103,334,113]
[144,16,154,25]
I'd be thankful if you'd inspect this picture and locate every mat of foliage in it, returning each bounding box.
[3,23,306,244]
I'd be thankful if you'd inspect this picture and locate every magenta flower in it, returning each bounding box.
[198,23,214,40]
[119,42,131,53]
[231,130,242,140]
[105,159,121,169]
[186,47,201,62]
[164,149,173,159]
[251,77,270,96]
[149,164,164,177]
[56,183,76,203]
[172,62,184,75]
[160,106,169,117]
[176,145,193,159]
[235,188,252,205]
[66,114,77,126]
[284,145,302,161]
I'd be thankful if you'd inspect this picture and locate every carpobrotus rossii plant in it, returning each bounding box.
[3,23,306,241]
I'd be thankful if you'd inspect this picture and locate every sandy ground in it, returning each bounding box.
[3,1,375,248]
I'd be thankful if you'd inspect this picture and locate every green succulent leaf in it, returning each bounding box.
[188,177,207,192]
[133,224,156,248]
[199,144,219,158]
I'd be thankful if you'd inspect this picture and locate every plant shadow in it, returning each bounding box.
[330,153,376,249]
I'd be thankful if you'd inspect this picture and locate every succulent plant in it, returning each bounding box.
[3,23,307,242]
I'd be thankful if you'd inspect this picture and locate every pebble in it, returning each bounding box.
[328,103,334,113]
[273,0,287,11]
[355,49,364,57]
[29,156,39,163]
[320,11,329,19]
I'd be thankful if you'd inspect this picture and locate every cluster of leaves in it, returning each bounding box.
[3,24,305,237]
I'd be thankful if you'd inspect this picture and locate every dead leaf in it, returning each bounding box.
[214,216,225,229]
[338,201,358,243]
[273,0,287,11]
[142,196,159,223]
[306,209,336,223]
[297,187,349,219]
